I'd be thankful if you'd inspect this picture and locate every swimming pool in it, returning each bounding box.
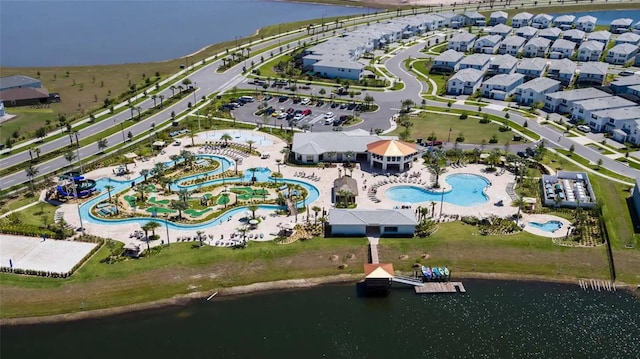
[385,173,490,207]
[528,220,563,232]
[198,130,273,146]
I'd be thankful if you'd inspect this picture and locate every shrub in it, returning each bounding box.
[461,216,479,225]
[459,113,468,120]
[479,115,490,124]
[498,125,511,132]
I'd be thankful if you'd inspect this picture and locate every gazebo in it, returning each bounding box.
[366,139,419,172]
[333,176,358,206]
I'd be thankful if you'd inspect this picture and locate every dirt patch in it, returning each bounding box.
[399,255,409,260]
[330,255,339,262]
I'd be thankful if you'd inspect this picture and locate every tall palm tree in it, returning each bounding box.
[97,138,108,153]
[221,133,233,147]
[153,162,167,176]
[34,147,41,162]
[135,183,147,202]
[312,206,321,224]
[180,150,195,169]
[178,188,191,204]
[25,166,39,194]
[280,147,290,162]
[147,221,161,240]
[140,169,150,182]
[513,197,526,226]
[169,86,176,96]
[140,222,153,252]
[151,94,157,107]
[427,162,446,188]
[159,94,165,108]
[170,200,188,219]
[246,140,255,154]
[64,151,76,168]
[487,148,501,170]
[105,184,114,203]
[247,204,259,219]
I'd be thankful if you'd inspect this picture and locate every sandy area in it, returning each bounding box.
[0,235,97,273]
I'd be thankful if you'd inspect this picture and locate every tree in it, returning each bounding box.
[153,162,167,176]
[170,200,188,219]
[312,206,321,223]
[363,94,375,110]
[401,99,415,112]
[247,204,259,219]
[64,151,76,167]
[178,188,191,204]
[35,127,47,141]
[246,139,255,154]
[180,150,195,169]
[105,184,114,203]
[159,94,165,108]
[169,86,176,96]
[196,230,205,247]
[221,133,233,146]
[513,197,526,225]
[135,183,147,201]
[140,169,151,182]
[427,162,446,188]
[597,158,603,169]
[419,207,429,221]
[147,221,161,240]
[569,144,575,155]
[182,78,192,88]
[140,222,153,252]
[25,166,39,194]
[487,148,501,169]
[280,147,291,162]
[97,138,109,153]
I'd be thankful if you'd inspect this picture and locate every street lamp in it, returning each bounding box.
[120,121,126,143]
[165,215,170,246]
[439,186,445,217]
[73,185,85,234]
[74,131,84,174]
[447,127,452,143]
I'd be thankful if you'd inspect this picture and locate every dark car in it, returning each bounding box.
[286,107,295,114]
[517,151,529,158]
[339,103,347,109]
[425,140,443,146]
[292,97,301,104]
[264,95,272,101]
[278,96,289,102]
[347,103,356,110]
[525,147,535,156]
[331,102,338,108]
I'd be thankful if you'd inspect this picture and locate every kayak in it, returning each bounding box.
[443,267,450,277]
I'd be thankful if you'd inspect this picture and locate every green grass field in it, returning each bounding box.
[0,107,55,144]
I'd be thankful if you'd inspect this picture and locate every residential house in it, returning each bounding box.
[609,75,640,94]
[606,43,639,65]
[562,29,586,44]
[488,24,512,38]
[532,14,553,29]
[637,53,640,67]
[448,32,477,52]
[572,96,636,127]
[547,58,577,86]
[481,73,525,100]
[576,15,597,32]
[434,12,458,27]
[487,54,518,75]
[0,87,50,107]
[447,68,484,95]
[489,11,508,26]
[474,35,503,54]
[610,18,633,34]
[633,21,640,34]
[458,54,492,71]
[498,35,526,55]
[553,15,575,30]
[538,27,563,41]
[0,75,42,91]
[328,209,417,237]
[577,40,605,62]
[549,39,576,59]
[512,12,534,28]
[421,14,446,31]
[523,37,551,58]
[517,58,549,80]
[593,106,640,140]
[311,58,364,80]
[615,32,640,46]
[515,26,538,40]
[464,11,486,26]
[515,77,561,105]
[431,49,464,73]
[576,61,609,86]
[586,30,612,46]
[544,88,611,114]
[449,13,469,29]
[291,129,394,164]
[617,109,640,144]
[627,84,640,97]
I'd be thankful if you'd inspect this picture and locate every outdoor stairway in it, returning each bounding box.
[506,182,518,201]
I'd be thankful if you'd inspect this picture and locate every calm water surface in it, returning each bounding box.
[0,0,372,67]
[2,280,639,358]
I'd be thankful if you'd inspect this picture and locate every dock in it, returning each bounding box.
[369,243,379,264]
[414,282,466,294]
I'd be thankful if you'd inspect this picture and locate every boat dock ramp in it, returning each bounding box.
[414,282,466,294]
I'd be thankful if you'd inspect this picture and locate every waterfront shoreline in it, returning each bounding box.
[1,272,636,326]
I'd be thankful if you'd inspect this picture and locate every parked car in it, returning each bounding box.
[330,102,338,108]
[425,140,443,146]
[302,108,312,116]
[324,112,334,119]
[301,98,311,105]
[517,151,529,158]
[324,117,334,125]
[293,114,304,122]
[264,95,272,101]
[577,125,591,133]
[278,96,289,102]
[277,112,287,119]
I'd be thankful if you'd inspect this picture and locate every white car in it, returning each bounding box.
[324,117,334,125]
[301,98,311,105]
[577,125,591,133]
[293,114,304,122]
[324,112,334,119]
[277,112,287,119]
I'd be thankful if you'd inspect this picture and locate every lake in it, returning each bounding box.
[0,0,373,67]
[2,280,639,358]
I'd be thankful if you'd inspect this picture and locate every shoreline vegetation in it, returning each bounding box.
[2,272,637,326]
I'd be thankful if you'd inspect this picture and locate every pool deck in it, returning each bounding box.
[58,129,522,247]
[521,214,573,238]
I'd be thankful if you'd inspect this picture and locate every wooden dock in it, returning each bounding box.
[414,282,466,294]
[369,244,379,264]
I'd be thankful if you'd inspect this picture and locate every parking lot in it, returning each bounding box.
[227,94,374,132]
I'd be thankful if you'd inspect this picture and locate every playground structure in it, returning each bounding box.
[56,172,97,198]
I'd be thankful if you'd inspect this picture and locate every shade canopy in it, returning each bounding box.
[367,139,417,157]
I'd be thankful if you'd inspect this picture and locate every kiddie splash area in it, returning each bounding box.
[56,172,98,198]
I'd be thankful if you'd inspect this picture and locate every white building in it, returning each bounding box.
[577,40,605,62]
[448,32,477,52]
[447,68,484,95]
[515,77,561,105]
[549,39,576,59]
[576,61,608,86]
[481,73,525,100]
[291,129,393,164]
[586,30,612,45]
[553,15,575,30]
[498,35,526,55]
[606,43,639,65]
[328,209,417,237]
[610,18,633,33]
[576,15,597,32]
[572,96,637,127]
[474,35,503,54]
[512,12,534,28]
[532,13,554,29]
[366,139,419,172]
[562,29,586,44]
[543,88,611,114]
[523,37,551,58]
[489,11,508,26]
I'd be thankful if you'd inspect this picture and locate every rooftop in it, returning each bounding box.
[449,68,484,82]
[329,208,417,226]
[592,106,640,120]
[578,40,605,51]
[608,43,639,55]
[577,15,597,23]
[610,75,640,87]
[574,96,636,111]
[450,32,477,43]
[513,12,533,20]
[434,49,464,63]
[483,73,525,85]
[0,87,49,101]
[579,61,608,75]
[367,139,417,157]
[501,35,526,46]
[587,30,612,41]
[518,77,560,92]
[551,38,577,50]
[0,75,40,91]
[546,87,611,101]
[292,129,394,155]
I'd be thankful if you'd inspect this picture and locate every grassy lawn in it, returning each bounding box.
[0,107,55,144]
[585,143,614,155]
[390,111,514,145]
[412,59,448,93]
[556,149,633,182]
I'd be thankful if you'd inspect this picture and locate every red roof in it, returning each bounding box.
[0,87,49,102]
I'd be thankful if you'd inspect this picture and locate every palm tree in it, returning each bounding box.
[170,200,188,219]
[169,86,176,96]
[246,140,255,154]
[177,85,184,94]
[159,94,165,108]
[344,151,355,171]
[135,183,147,201]
[427,162,446,188]
[513,197,526,226]
[97,138,108,153]
[151,94,157,107]
[221,133,233,147]
[25,166,39,194]
[312,206,321,223]
[140,169,150,182]
[196,230,205,247]
[430,201,437,218]
[180,150,195,169]
[178,188,191,204]
[153,162,167,176]
[105,184,114,203]
[34,147,41,161]
[280,147,290,162]
[247,204,259,219]
[487,148,501,170]
[140,222,153,252]
[147,221,161,240]
[64,151,76,168]
[420,207,429,221]
[326,151,337,165]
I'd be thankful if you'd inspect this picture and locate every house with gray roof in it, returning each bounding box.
[562,29,586,44]
[487,54,518,75]
[311,58,365,80]
[626,84,640,97]
[610,18,633,33]
[572,96,636,126]
[576,61,609,86]
[547,58,577,86]
[474,35,503,54]
[458,54,492,71]
[431,49,464,73]
[490,11,508,26]
[606,43,639,65]
[633,21,640,34]
[420,14,446,31]
[515,26,538,40]
[532,13,554,29]
[448,32,477,52]
[464,11,486,26]
[515,77,561,105]
[524,37,551,57]
[449,13,469,29]
[512,12,533,28]
[576,15,597,32]
[636,53,640,67]
[447,68,484,95]
[577,40,605,62]
[609,75,640,94]
[553,15,575,30]
[291,129,394,163]
[543,88,611,114]
[481,73,525,100]
[434,12,457,27]
[498,35,526,55]
[615,32,640,46]
[328,209,417,237]
[616,109,640,144]
[488,23,512,38]
[0,75,42,91]
[517,58,549,80]
[593,106,640,139]
[550,38,576,59]
[538,27,563,41]
[586,30,612,45]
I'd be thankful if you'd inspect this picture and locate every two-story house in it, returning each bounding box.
[576,61,609,87]
[633,21,640,34]
[609,75,640,94]
[487,54,519,75]
[431,49,464,73]
[532,13,554,29]
[498,36,526,56]
[515,26,538,40]
[474,35,503,54]
[576,15,597,32]
[573,96,637,130]
[447,68,485,95]
[562,29,586,44]
[489,11,508,26]
[538,27,563,41]
[577,40,605,62]
[458,54,492,71]
[515,77,561,105]
[464,11,486,26]
[547,59,577,87]
[512,12,533,28]
[488,23,512,38]
[593,106,640,140]
[448,32,477,52]
[606,43,639,65]
[481,73,526,100]
[615,32,640,46]
[610,18,633,34]
[553,15,575,30]
[549,39,577,59]
[586,30,612,46]
[523,37,551,58]
[517,58,549,80]
[544,88,611,114]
